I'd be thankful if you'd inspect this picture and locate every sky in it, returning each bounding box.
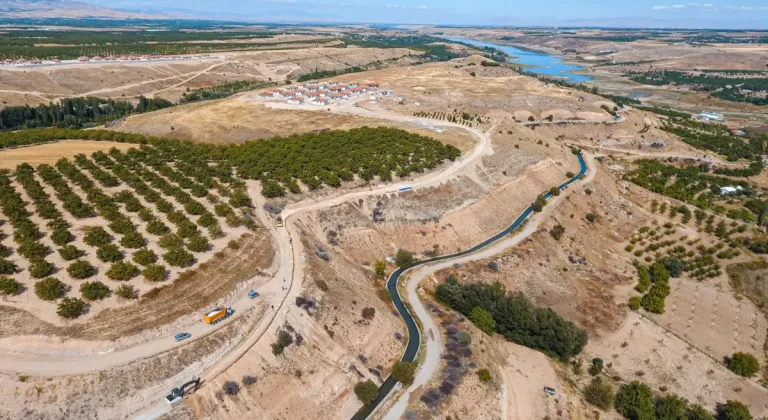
[83,0,768,28]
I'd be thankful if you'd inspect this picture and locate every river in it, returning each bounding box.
[446,37,593,83]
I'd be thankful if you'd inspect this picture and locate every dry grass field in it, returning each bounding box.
[0,140,134,169]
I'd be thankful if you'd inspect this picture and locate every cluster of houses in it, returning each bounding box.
[258,81,393,106]
[1,55,212,67]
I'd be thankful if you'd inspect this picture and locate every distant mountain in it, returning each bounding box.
[0,0,170,19]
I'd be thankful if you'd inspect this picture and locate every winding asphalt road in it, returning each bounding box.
[355,152,593,420]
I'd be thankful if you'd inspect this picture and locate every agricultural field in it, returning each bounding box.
[0,126,460,321]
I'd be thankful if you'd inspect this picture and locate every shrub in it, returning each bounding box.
[615,381,655,420]
[96,244,123,262]
[186,235,211,252]
[687,404,715,420]
[549,224,565,240]
[354,380,379,405]
[629,296,642,311]
[120,231,146,249]
[391,361,416,386]
[658,256,683,277]
[163,247,194,268]
[531,194,547,212]
[67,260,97,279]
[655,395,689,419]
[80,281,110,301]
[84,227,111,247]
[0,276,22,295]
[58,245,84,261]
[158,233,184,249]
[395,249,414,268]
[469,306,496,335]
[550,186,560,196]
[374,259,387,276]
[51,228,74,246]
[115,284,137,299]
[641,293,665,314]
[584,377,614,410]
[146,219,170,236]
[361,307,376,320]
[0,258,17,275]
[177,220,199,238]
[271,330,294,355]
[196,212,217,228]
[222,381,240,396]
[34,277,64,300]
[106,261,139,281]
[477,368,492,382]
[142,264,167,282]
[589,358,604,376]
[456,331,471,345]
[29,259,55,278]
[726,352,760,377]
[242,376,257,387]
[717,400,751,420]
[132,248,158,266]
[585,213,599,223]
[18,240,49,259]
[57,297,86,319]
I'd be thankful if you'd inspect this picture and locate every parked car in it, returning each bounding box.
[248,290,260,299]
[174,332,191,342]
[543,386,556,396]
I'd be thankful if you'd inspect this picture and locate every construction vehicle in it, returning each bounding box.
[248,290,260,299]
[165,378,202,406]
[203,306,233,324]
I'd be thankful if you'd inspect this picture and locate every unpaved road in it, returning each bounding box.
[381,153,598,420]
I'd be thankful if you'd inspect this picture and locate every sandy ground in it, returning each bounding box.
[0,46,419,106]
[0,140,134,169]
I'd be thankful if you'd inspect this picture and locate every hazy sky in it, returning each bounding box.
[85,0,768,28]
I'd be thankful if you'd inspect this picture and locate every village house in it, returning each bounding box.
[312,98,330,106]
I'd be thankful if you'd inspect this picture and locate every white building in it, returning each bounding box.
[287,98,304,104]
[721,186,743,195]
[312,99,329,106]
[698,111,725,122]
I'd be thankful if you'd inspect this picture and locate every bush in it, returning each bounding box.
[361,307,375,320]
[585,213,599,223]
[717,401,751,420]
[132,248,157,266]
[550,186,560,196]
[477,368,492,382]
[163,247,194,268]
[84,227,111,247]
[589,358,604,376]
[120,231,146,249]
[0,258,17,274]
[354,380,379,405]
[395,249,414,268]
[374,259,386,276]
[549,224,565,240]
[96,244,123,262]
[29,259,55,278]
[655,395,689,419]
[271,330,294,355]
[469,306,496,335]
[146,219,170,236]
[391,361,415,386]
[58,244,84,261]
[51,228,75,246]
[0,276,22,295]
[584,377,614,410]
[222,381,240,396]
[456,331,471,345]
[615,381,655,420]
[629,296,642,311]
[726,352,760,377]
[57,297,86,319]
[242,375,257,387]
[658,256,683,277]
[115,284,137,299]
[34,277,64,300]
[142,264,167,282]
[687,404,715,420]
[158,234,184,249]
[18,240,49,259]
[106,261,139,281]
[80,281,110,301]
[186,235,211,252]
[531,194,547,212]
[67,260,96,279]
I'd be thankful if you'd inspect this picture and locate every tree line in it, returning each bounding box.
[0,96,172,131]
[435,277,588,360]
